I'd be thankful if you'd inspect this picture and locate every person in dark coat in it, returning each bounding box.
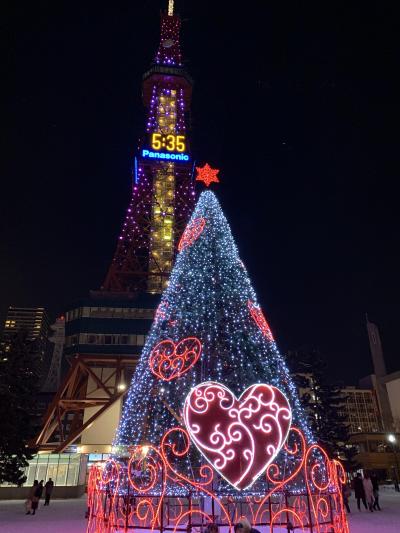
[44,478,54,506]
[37,480,44,499]
[371,473,381,510]
[33,480,44,514]
[342,483,351,513]
[353,473,368,510]
[30,480,42,515]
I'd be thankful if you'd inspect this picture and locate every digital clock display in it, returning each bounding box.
[150,133,186,152]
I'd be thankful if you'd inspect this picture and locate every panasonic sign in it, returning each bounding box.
[141,149,190,162]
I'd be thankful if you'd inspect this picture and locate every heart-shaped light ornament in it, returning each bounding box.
[183,382,292,490]
[248,300,274,342]
[178,217,206,252]
[149,337,202,381]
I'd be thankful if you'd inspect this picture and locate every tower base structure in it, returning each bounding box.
[86,427,349,532]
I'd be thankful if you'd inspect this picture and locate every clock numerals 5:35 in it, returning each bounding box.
[151,133,186,152]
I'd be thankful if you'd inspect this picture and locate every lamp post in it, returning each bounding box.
[387,434,400,492]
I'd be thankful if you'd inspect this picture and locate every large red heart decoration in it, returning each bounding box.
[183,382,292,490]
[149,337,202,381]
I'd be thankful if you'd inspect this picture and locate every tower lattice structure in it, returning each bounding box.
[41,316,65,393]
[102,9,195,295]
[32,7,196,454]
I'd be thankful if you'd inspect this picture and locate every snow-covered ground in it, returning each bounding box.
[0,495,87,533]
[0,489,399,532]
[347,487,400,533]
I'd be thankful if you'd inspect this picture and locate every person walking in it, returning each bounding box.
[363,473,375,512]
[31,480,43,515]
[342,483,351,513]
[44,478,54,506]
[371,473,381,510]
[34,480,44,513]
[37,480,44,499]
[25,480,38,515]
[353,473,368,511]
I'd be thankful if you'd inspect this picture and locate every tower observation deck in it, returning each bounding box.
[102,8,195,295]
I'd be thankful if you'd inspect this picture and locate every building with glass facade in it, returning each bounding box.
[339,386,381,434]
[0,452,87,499]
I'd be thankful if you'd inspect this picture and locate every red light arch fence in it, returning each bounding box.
[86,427,349,532]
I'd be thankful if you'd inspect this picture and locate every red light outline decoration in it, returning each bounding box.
[178,217,206,252]
[149,337,202,381]
[128,446,160,493]
[195,163,220,187]
[155,300,169,323]
[183,381,292,490]
[248,300,274,342]
[160,427,233,528]
[86,425,349,533]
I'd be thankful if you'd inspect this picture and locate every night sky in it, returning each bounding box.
[3,1,399,383]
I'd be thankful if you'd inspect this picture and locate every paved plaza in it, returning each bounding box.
[0,488,399,532]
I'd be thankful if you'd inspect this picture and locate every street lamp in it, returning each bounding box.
[387,434,400,492]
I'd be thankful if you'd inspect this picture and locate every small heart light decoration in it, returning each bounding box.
[149,337,202,381]
[183,381,292,490]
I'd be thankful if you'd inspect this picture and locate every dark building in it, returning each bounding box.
[0,306,50,360]
[64,294,158,359]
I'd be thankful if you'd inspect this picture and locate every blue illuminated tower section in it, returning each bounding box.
[102,7,195,294]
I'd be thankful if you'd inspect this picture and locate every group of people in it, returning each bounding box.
[25,478,54,515]
[342,472,381,513]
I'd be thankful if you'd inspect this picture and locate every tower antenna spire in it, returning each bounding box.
[168,0,174,16]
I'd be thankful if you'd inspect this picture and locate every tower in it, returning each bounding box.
[366,317,394,430]
[33,4,196,455]
[102,5,195,295]
[41,316,65,393]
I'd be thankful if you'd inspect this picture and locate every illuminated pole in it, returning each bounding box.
[387,434,400,492]
[168,0,174,16]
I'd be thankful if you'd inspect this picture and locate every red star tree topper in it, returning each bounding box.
[195,163,220,187]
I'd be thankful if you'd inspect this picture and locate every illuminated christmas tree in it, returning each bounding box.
[115,190,314,492]
[88,190,348,531]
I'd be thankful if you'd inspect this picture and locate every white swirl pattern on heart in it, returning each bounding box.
[184,382,292,490]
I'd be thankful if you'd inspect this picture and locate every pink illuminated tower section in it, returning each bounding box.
[102,6,195,294]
